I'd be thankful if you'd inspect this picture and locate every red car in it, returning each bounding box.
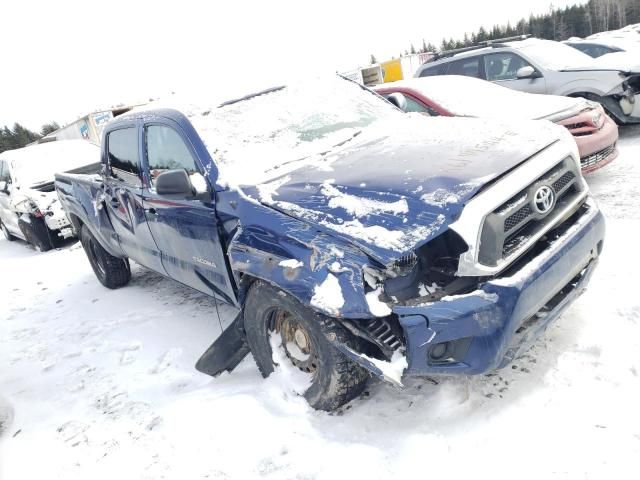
[374,75,619,173]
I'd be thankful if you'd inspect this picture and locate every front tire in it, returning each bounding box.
[80,225,131,289]
[243,281,369,411]
[0,220,15,241]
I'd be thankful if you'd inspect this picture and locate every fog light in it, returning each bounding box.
[429,341,450,361]
[427,337,473,366]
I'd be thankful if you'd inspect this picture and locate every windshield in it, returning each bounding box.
[518,40,597,70]
[187,76,402,186]
[11,141,100,187]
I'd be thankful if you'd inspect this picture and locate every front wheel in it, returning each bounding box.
[80,225,131,289]
[0,220,15,241]
[243,281,369,411]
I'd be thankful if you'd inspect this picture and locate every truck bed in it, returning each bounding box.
[55,170,123,257]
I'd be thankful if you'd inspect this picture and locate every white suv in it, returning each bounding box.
[0,140,100,251]
[415,37,640,125]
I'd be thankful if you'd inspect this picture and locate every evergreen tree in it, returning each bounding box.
[40,122,60,136]
[404,0,640,61]
[0,123,41,154]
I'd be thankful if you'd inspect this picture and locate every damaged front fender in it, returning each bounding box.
[220,191,377,318]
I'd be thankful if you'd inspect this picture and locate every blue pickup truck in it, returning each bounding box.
[55,76,605,410]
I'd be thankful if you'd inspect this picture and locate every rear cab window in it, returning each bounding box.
[107,128,141,186]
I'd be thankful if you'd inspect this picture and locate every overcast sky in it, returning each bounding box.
[1,0,583,131]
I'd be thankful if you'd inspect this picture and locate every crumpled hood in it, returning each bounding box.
[241,117,564,264]
[563,51,640,73]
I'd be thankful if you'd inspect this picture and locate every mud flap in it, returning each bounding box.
[195,312,251,377]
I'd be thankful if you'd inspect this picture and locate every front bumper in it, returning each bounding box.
[393,198,605,377]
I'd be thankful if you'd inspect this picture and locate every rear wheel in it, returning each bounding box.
[243,281,369,411]
[0,220,15,241]
[80,225,131,289]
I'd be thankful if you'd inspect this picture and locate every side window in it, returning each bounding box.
[419,63,447,77]
[145,125,200,187]
[484,53,533,81]
[404,96,432,115]
[446,57,481,78]
[107,128,140,185]
[0,161,11,184]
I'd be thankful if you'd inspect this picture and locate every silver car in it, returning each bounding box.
[415,37,640,125]
[0,140,100,251]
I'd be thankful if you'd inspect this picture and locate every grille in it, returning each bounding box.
[505,204,532,232]
[503,171,575,234]
[552,171,575,192]
[478,157,584,267]
[581,143,616,170]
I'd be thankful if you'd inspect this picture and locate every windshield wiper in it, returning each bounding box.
[266,130,363,173]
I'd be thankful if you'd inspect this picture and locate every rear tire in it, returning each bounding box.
[243,280,369,411]
[80,225,131,289]
[0,220,15,241]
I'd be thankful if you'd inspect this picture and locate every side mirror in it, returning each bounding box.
[516,66,540,79]
[155,169,195,196]
[386,92,408,111]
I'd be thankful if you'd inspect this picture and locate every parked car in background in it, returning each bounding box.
[415,37,640,125]
[55,75,604,411]
[374,75,619,173]
[0,140,100,251]
[588,23,640,42]
[563,37,640,58]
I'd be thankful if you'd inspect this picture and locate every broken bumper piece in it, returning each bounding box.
[393,200,605,377]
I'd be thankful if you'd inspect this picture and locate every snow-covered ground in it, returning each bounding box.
[1,128,640,480]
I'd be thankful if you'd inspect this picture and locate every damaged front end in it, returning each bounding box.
[599,74,640,124]
[12,185,75,239]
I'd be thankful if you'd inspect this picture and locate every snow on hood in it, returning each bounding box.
[589,51,640,73]
[379,76,591,122]
[241,116,564,264]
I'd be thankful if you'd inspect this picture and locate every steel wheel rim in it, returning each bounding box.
[269,309,318,375]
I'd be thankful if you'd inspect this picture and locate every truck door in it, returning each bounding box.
[102,125,165,273]
[140,121,237,305]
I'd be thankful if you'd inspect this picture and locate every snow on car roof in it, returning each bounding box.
[0,140,100,187]
[507,38,598,70]
[378,75,586,121]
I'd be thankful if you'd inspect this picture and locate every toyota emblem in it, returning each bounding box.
[533,185,555,214]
